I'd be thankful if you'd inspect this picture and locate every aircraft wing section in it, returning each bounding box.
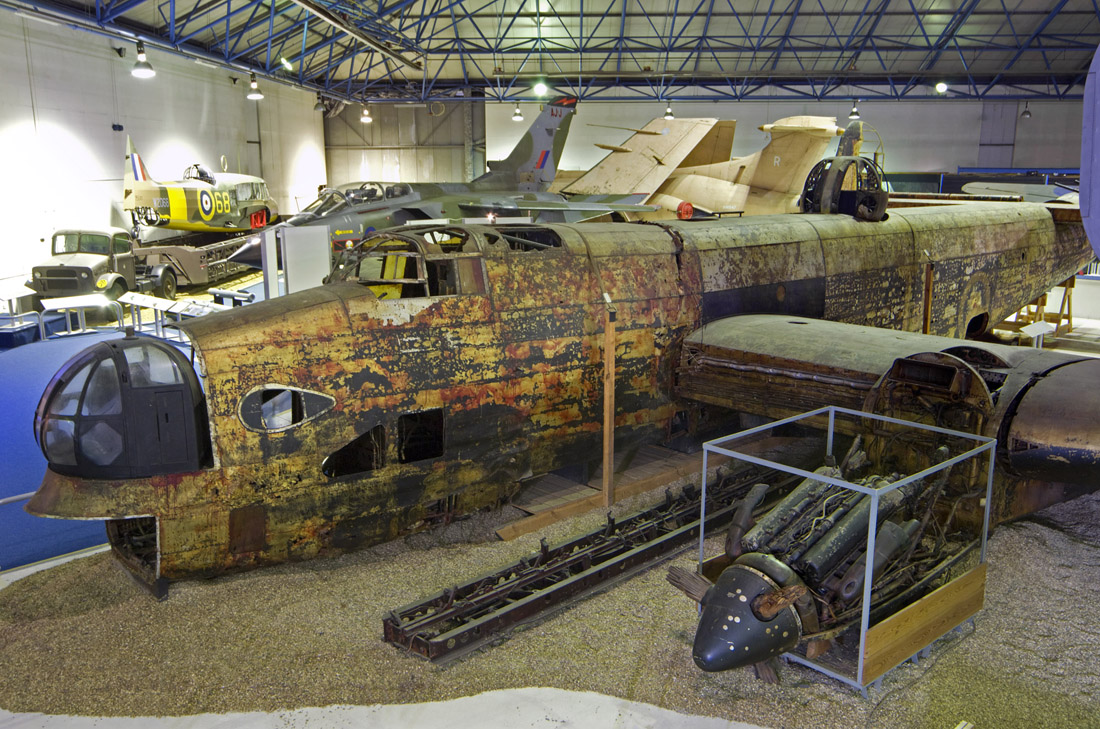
[457,196,655,216]
[562,118,724,198]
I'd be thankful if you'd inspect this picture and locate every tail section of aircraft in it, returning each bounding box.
[566,114,845,218]
[562,119,735,199]
[474,96,577,192]
[734,116,845,198]
[649,116,843,217]
[124,136,156,190]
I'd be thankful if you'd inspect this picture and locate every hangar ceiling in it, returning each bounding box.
[5,0,1099,103]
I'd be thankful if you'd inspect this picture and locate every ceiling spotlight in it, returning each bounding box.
[313,94,325,112]
[361,106,373,124]
[131,40,155,79]
[663,105,674,120]
[935,81,948,94]
[848,101,861,120]
[533,81,548,96]
[512,105,524,122]
[1020,101,1032,119]
[247,72,264,100]
[280,56,293,71]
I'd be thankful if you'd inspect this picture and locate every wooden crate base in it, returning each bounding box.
[862,562,986,682]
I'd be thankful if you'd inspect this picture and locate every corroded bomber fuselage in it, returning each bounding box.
[27,203,1091,588]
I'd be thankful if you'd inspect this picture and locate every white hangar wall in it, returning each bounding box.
[0,16,326,281]
[323,102,486,190]
[488,98,1084,175]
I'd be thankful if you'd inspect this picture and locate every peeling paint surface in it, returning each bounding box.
[26,206,1096,586]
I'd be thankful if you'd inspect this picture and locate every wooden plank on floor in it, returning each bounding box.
[511,474,598,514]
[497,450,722,541]
[862,562,986,682]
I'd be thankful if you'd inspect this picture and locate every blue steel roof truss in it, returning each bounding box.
[3,0,1099,103]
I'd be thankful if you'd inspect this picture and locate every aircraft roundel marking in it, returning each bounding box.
[198,189,215,221]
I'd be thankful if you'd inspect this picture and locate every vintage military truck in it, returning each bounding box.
[27,227,250,301]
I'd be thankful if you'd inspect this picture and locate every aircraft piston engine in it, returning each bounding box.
[693,553,807,671]
[691,468,930,673]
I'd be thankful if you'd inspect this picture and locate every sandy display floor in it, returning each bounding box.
[2,487,1099,729]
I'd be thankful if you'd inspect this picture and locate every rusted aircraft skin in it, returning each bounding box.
[27,202,1093,588]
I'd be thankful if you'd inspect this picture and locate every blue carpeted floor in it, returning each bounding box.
[0,331,123,570]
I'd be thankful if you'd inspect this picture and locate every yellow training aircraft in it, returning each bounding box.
[122,136,279,233]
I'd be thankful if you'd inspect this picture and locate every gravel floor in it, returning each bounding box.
[1,488,1099,729]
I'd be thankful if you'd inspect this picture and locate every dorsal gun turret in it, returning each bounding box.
[800,156,888,222]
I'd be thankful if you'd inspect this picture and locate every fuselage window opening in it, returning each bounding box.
[426,256,488,296]
[495,226,564,253]
[329,232,488,299]
[398,409,445,463]
[353,241,428,299]
[322,424,386,478]
[426,259,458,296]
[421,229,475,253]
[239,385,336,433]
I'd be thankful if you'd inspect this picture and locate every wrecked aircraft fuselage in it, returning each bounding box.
[27,203,1092,592]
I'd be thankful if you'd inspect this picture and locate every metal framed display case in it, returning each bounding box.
[698,405,994,695]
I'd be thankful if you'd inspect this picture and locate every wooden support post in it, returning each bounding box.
[1034,293,1047,327]
[1060,276,1075,334]
[602,299,617,508]
[922,262,934,334]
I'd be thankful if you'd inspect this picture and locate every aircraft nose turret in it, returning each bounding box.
[29,334,210,493]
[692,563,803,671]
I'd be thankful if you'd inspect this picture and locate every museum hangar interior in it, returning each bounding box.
[2,2,1100,727]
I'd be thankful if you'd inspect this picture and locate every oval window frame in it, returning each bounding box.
[238,384,336,434]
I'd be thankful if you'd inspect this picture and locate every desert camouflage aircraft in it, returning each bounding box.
[123,136,279,233]
[563,115,857,218]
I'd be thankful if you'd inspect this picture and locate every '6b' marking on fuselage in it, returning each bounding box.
[198,190,233,221]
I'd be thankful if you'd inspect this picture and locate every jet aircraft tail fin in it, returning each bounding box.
[748,116,845,197]
[475,96,577,192]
